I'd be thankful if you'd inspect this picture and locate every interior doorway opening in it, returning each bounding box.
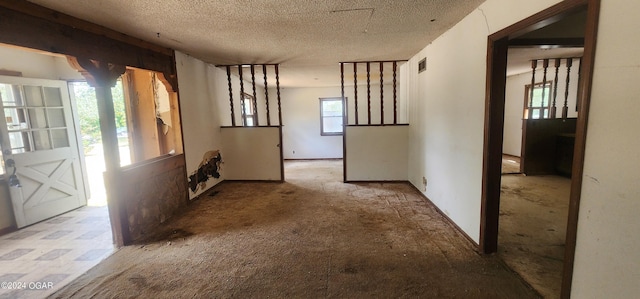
[480,1,600,298]
[68,80,131,207]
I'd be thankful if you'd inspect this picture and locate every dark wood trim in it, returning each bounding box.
[346,124,409,127]
[379,62,384,124]
[366,62,371,125]
[489,0,588,41]
[408,184,479,250]
[275,65,283,126]
[226,66,236,126]
[263,65,271,126]
[341,63,348,182]
[0,69,22,77]
[346,180,409,183]
[250,65,260,126]
[216,63,280,67]
[0,2,175,76]
[509,37,585,47]
[340,60,408,64]
[279,126,285,182]
[393,61,398,125]
[353,63,359,125]
[0,225,17,237]
[220,125,282,129]
[562,0,600,297]
[480,36,509,254]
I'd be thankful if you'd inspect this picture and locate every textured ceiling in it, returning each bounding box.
[26,0,485,87]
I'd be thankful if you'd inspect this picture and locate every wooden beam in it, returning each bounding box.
[509,37,585,47]
[0,2,174,76]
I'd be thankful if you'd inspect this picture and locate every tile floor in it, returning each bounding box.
[0,206,114,299]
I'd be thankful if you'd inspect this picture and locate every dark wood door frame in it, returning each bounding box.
[479,0,600,298]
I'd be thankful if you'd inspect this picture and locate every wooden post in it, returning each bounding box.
[250,65,259,126]
[366,62,371,125]
[226,66,236,126]
[353,63,358,125]
[576,57,583,113]
[563,58,573,119]
[380,62,384,124]
[66,57,129,246]
[551,58,561,119]
[528,59,537,119]
[393,61,397,125]
[238,65,247,126]
[263,65,271,126]
[275,64,282,126]
[541,59,549,118]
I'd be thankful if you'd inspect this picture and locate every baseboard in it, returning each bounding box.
[222,180,284,183]
[408,184,480,250]
[0,225,17,237]
[284,158,343,161]
[345,180,409,183]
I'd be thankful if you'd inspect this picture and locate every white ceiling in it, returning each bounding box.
[26,0,485,87]
[22,1,586,88]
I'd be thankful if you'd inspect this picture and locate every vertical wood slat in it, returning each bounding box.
[263,65,271,126]
[528,60,537,119]
[576,57,583,112]
[551,58,561,119]
[340,63,346,125]
[275,64,282,126]
[353,63,358,125]
[541,59,549,117]
[238,65,247,126]
[250,65,259,126]
[563,58,573,119]
[393,61,397,125]
[366,62,371,125]
[380,62,384,124]
[226,66,236,126]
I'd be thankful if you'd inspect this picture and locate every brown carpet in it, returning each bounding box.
[499,174,570,299]
[50,160,539,298]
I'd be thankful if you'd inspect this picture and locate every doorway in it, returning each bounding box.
[480,0,600,298]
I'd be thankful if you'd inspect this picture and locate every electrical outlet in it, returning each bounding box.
[422,176,427,191]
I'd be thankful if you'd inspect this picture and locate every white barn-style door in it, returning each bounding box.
[0,75,87,228]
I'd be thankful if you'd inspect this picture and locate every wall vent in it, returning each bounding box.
[418,58,427,73]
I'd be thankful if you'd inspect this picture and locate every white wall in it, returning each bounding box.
[0,46,83,81]
[503,65,580,156]
[280,86,344,159]
[280,83,407,160]
[404,0,563,243]
[405,0,640,297]
[221,127,282,180]
[571,0,640,297]
[345,126,408,181]
[175,52,226,198]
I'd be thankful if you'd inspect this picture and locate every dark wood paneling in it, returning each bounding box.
[116,154,189,242]
[521,118,577,175]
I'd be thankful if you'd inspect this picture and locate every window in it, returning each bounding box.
[242,93,256,126]
[320,97,344,136]
[524,82,552,119]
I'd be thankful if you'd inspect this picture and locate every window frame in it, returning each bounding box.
[319,97,344,136]
[523,81,553,119]
[242,93,256,127]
